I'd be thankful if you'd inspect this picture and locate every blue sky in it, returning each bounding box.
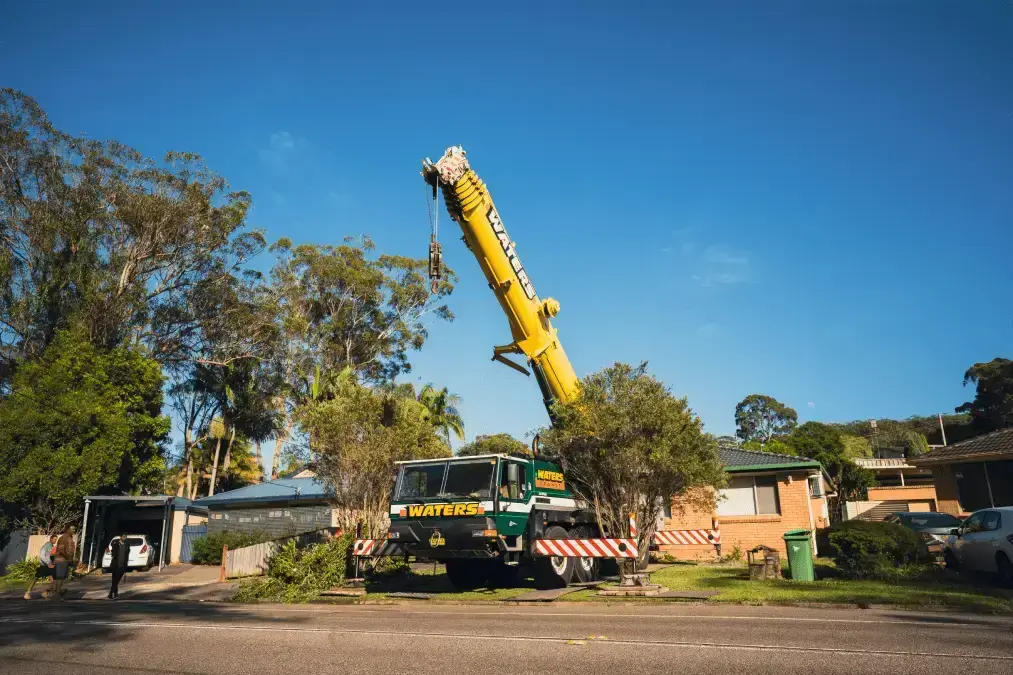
[4,1,1011,457]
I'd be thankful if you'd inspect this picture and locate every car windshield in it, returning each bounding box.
[442,459,496,499]
[900,513,962,529]
[124,538,144,547]
[396,462,447,500]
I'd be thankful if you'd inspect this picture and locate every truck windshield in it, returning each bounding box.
[443,459,496,499]
[396,462,446,500]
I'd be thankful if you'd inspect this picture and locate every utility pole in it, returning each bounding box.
[870,419,879,458]
[938,413,947,446]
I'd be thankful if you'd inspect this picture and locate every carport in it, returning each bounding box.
[78,496,207,571]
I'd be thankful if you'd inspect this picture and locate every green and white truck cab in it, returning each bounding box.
[386,454,605,589]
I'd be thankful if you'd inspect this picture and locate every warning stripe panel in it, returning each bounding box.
[352,539,404,557]
[653,530,720,546]
[533,538,638,558]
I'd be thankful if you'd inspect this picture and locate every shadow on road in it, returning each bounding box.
[0,599,314,653]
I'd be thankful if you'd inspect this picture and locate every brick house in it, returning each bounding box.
[660,448,830,559]
[843,456,939,520]
[911,428,1013,517]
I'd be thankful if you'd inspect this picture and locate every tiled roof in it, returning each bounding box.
[718,447,820,471]
[912,427,1013,465]
[193,477,332,507]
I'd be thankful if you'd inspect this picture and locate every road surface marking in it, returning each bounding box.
[9,602,1007,629]
[2,617,1010,662]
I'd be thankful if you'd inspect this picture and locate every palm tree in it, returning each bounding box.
[416,383,465,444]
[197,361,282,494]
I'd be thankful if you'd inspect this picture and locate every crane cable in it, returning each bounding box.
[426,175,442,294]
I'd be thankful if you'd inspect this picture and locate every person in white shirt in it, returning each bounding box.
[24,534,58,600]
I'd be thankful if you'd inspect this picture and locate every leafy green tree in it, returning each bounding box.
[263,237,456,479]
[957,357,1013,432]
[0,329,170,532]
[299,371,450,537]
[540,362,725,567]
[734,394,798,443]
[457,433,528,457]
[841,434,873,459]
[0,88,266,385]
[786,422,873,520]
[741,438,794,456]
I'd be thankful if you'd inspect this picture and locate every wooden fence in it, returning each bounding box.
[222,528,337,579]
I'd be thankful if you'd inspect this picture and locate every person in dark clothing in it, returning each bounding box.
[108,536,129,599]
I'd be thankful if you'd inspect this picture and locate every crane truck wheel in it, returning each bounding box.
[445,559,490,590]
[533,526,576,589]
[573,526,600,583]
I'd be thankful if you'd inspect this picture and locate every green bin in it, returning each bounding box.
[782,529,815,581]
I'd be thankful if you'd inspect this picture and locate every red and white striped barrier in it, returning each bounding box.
[534,538,639,559]
[629,513,637,538]
[653,529,720,546]
[652,517,721,548]
[352,539,405,557]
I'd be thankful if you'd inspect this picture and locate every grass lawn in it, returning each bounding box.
[358,561,1013,611]
[625,561,1013,612]
[233,559,1013,612]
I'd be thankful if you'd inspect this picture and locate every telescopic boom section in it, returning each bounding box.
[422,146,580,416]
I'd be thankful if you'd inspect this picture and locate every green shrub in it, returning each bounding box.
[2,557,40,583]
[233,533,355,603]
[367,554,410,577]
[827,520,928,579]
[190,531,271,565]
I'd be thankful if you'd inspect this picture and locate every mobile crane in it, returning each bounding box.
[352,147,637,590]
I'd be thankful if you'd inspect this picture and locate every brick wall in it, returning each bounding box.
[662,471,821,560]
[867,485,938,504]
[930,465,962,515]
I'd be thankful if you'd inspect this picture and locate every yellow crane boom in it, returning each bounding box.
[422,146,580,418]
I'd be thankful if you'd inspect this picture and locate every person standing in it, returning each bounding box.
[23,534,57,600]
[108,535,128,599]
[52,525,77,599]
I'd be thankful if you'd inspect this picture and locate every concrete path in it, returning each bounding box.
[1,599,1010,674]
[3,564,230,602]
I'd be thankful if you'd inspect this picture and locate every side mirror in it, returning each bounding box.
[950,528,960,537]
[505,463,521,499]
[507,463,520,485]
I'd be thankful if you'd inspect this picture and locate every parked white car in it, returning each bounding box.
[943,507,1013,585]
[101,535,157,572]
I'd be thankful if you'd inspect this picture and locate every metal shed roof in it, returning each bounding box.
[192,477,332,507]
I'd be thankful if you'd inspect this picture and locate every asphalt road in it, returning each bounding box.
[1,600,1011,674]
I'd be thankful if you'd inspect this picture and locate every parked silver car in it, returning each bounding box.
[884,511,963,555]
[943,507,1013,585]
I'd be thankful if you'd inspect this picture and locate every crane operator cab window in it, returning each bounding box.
[499,461,527,501]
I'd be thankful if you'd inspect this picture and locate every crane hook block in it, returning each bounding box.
[428,239,442,294]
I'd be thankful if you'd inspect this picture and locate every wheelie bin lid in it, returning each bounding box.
[782,529,812,540]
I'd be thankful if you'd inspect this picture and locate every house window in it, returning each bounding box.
[808,475,822,498]
[717,475,780,516]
